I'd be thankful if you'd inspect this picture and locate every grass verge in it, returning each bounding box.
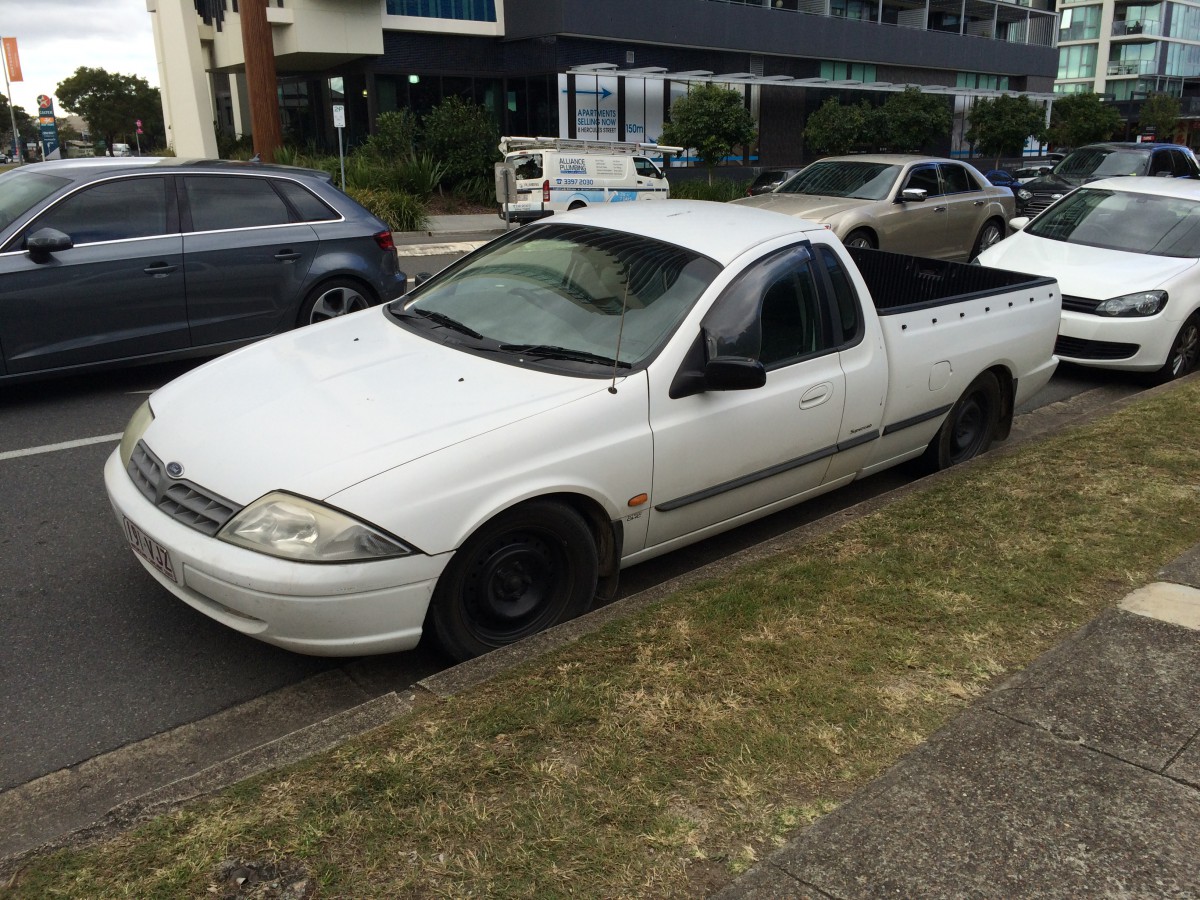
[7,380,1200,899]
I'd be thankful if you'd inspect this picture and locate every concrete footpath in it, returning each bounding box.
[717,555,1200,899]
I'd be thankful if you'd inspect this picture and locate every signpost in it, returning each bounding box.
[36,94,60,160]
[135,118,143,156]
[332,103,346,190]
[494,161,516,230]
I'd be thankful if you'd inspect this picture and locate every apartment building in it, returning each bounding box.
[150,0,1059,163]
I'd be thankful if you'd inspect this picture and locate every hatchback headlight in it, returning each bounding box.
[119,399,154,468]
[1094,290,1167,317]
[218,491,416,562]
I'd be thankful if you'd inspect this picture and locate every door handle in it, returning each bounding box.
[274,250,303,262]
[933,206,947,213]
[974,199,986,206]
[799,382,834,409]
[143,263,177,276]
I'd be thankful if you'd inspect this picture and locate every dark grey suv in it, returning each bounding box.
[0,159,407,382]
[1018,142,1200,215]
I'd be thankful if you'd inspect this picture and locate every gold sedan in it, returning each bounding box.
[733,154,1015,261]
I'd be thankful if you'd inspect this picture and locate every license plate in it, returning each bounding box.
[123,517,178,584]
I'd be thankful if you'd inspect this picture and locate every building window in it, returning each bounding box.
[1059,5,1101,41]
[820,61,877,81]
[385,0,497,21]
[1054,82,1094,94]
[1058,45,1098,79]
[957,72,1011,90]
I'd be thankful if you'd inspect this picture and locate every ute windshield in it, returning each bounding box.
[776,161,901,200]
[390,223,721,371]
[1026,188,1200,257]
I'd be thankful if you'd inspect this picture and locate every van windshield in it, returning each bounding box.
[509,153,543,180]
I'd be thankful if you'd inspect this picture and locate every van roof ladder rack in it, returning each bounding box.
[499,136,684,157]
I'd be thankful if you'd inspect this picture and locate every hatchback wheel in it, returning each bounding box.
[1154,313,1200,383]
[299,278,373,326]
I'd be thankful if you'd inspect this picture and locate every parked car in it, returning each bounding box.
[746,168,802,195]
[983,169,1020,189]
[106,201,1059,662]
[0,158,407,383]
[733,154,1015,261]
[978,176,1200,382]
[1017,142,1200,216]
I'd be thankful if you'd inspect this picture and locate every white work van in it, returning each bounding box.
[498,136,682,223]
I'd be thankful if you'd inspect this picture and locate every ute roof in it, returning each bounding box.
[547,200,824,266]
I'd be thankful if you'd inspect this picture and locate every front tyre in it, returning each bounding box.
[844,229,876,250]
[1152,313,1200,383]
[298,278,373,327]
[429,501,599,662]
[921,371,1002,472]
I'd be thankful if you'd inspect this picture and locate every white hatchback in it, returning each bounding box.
[977,176,1200,381]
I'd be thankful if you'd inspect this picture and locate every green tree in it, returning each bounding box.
[660,84,757,183]
[966,94,1049,167]
[803,96,875,156]
[1047,93,1122,150]
[56,66,164,155]
[420,96,500,187]
[879,87,952,153]
[1138,93,1181,142]
[0,92,37,157]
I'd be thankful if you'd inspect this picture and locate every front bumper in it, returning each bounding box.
[1056,309,1177,372]
[104,449,450,656]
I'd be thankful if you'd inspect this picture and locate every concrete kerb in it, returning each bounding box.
[0,375,1192,875]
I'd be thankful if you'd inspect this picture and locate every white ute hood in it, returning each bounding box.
[141,309,612,503]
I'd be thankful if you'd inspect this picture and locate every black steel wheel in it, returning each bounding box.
[429,501,599,662]
[922,371,1002,471]
[1153,313,1200,383]
[298,278,373,327]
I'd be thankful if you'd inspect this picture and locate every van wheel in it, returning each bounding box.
[921,371,1002,472]
[428,500,599,662]
[568,201,587,211]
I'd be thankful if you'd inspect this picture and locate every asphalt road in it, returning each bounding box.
[0,250,1143,798]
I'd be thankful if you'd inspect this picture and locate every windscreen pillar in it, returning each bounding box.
[240,0,282,163]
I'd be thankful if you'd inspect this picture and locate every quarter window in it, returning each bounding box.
[183,176,293,231]
[939,163,976,194]
[30,176,171,244]
[273,180,339,221]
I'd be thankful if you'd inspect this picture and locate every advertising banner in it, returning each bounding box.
[2,37,22,83]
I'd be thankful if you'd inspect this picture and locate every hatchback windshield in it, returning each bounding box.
[777,161,901,200]
[391,223,721,369]
[1053,148,1150,182]
[1026,188,1200,257]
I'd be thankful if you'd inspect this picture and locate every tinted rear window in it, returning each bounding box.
[274,179,339,222]
[183,175,293,231]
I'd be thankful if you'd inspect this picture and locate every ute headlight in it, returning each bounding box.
[218,491,416,562]
[1094,290,1167,317]
[1017,188,1032,202]
[119,399,154,468]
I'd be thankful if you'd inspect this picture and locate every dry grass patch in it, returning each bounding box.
[8,381,1200,899]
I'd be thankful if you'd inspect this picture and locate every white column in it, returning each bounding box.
[146,0,218,157]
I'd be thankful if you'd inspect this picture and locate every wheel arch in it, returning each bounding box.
[987,363,1016,441]
[302,271,381,306]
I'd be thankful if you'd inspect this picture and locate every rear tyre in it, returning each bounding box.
[921,371,1002,472]
[844,229,876,250]
[429,501,599,662]
[971,219,1005,259]
[298,278,373,327]
[1152,313,1200,383]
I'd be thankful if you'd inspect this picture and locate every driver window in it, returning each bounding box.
[634,157,661,178]
[702,244,829,369]
[29,176,171,245]
[902,165,941,197]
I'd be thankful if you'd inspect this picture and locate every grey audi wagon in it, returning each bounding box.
[0,159,407,382]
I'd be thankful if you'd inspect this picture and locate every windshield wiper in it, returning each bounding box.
[405,308,484,339]
[499,343,632,368]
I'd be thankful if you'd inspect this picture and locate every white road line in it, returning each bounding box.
[0,433,123,462]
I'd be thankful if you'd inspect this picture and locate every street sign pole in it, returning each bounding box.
[332,104,346,191]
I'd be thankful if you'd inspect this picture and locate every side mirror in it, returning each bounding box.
[1008,216,1031,232]
[25,227,73,259]
[414,271,432,286]
[704,356,767,391]
[899,188,928,203]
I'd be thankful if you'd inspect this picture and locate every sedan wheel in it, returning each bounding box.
[299,279,372,327]
[429,501,599,662]
[1154,314,1200,383]
[844,229,876,250]
[971,220,1004,259]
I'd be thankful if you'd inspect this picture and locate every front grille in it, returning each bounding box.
[1055,335,1139,361]
[1023,191,1066,214]
[1061,294,1102,313]
[127,441,241,537]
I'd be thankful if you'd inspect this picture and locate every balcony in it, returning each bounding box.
[1111,20,1161,37]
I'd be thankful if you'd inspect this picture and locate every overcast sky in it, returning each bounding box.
[2,0,159,115]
